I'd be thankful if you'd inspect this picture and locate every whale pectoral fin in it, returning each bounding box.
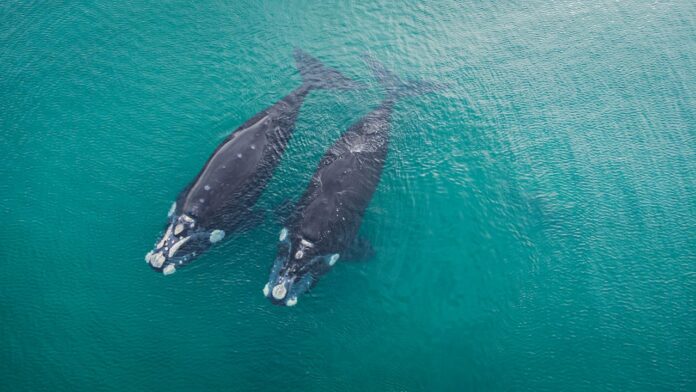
[342,236,375,262]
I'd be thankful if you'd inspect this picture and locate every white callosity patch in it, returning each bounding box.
[168,235,191,258]
[151,252,166,268]
[145,251,153,263]
[262,283,270,297]
[294,238,313,259]
[168,202,176,218]
[279,228,288,241]
[204,185,210,191]
[286,297,298,307]
[329,253,340,266]
[174,224,184,235]
[157,225,173,249]
[209,229,225,243]
[162,264,176,276]
[349,142,366,153]
[272,284,287,300]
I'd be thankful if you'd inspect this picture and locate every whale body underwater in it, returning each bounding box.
[144,49,357,274]
[263,56,439,306]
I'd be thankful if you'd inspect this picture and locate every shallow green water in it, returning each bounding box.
[2,1,695,390]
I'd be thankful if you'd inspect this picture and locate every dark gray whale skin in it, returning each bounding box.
[145,49,357,275]
[175,86,309,231]
[264,56,439,306]
[289,99,394,255]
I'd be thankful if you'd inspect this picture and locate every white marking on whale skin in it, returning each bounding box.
[364,121,386,135]
[174,224,184,235]
[162,264,176,276]
[157,225,173,249]
[262,283,270,297]
[329,253,339,266]
[286,297,297,307]
[272,284,287,300]
[237,153,242,158]
[204,185,210,191]
[151,252,166,268]
[279,228,288,241]
[295,250,304,259]
[181,215,194,223]
[349,143,366,153]
[300,239,314,248]
[167,202,176,218]
[209,229,225,243]
[145,251,153,263]
[168,236,191,258]
[250,144,256,150]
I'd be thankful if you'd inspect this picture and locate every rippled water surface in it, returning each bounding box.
[2,1,695,390]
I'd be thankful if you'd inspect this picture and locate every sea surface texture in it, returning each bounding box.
[1,1,695,391]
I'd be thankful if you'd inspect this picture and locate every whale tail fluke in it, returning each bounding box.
[294,48,359,90]
[362,53,443,100]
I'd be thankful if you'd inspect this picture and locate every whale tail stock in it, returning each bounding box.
[362,53,443,100]
[294,48,359,90]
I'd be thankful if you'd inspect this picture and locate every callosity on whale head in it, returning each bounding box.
[262,227,339,306]
[144,202,225,275]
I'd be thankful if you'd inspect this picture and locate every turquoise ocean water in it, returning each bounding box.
[1,1,695,390]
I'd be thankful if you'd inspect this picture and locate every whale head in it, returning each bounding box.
[262,227,339,306]
[144,203,225,275]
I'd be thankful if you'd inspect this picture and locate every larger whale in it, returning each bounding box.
[145,49,357,275]
[263,56,439,306]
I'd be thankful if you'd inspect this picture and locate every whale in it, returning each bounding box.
[263,55,439,305]
[145,49,357,275]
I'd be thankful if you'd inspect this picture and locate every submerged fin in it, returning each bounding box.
[362,53,443,100]
[294,48,359,90]
[342,236,375,261]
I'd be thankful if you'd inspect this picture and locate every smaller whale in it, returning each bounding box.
[263,55,440,305]
[145,49,357,275]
